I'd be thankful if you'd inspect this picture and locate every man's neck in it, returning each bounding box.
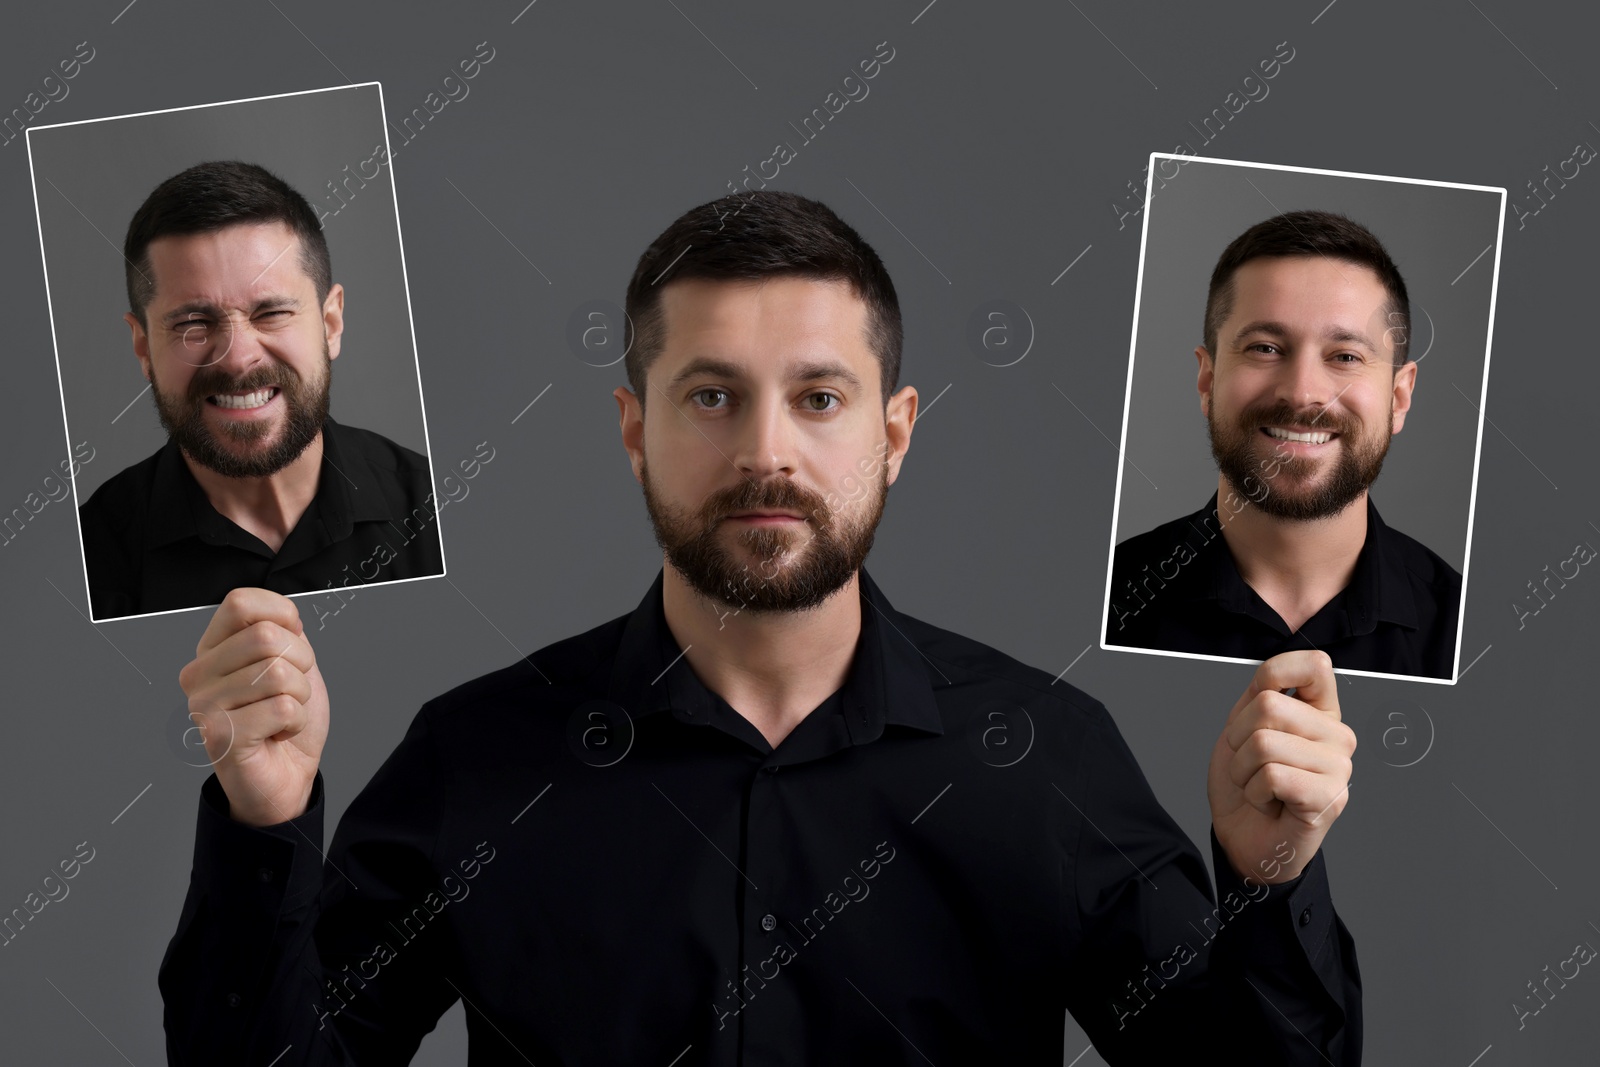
[1216,476,1368,633]
[183,428,325,555]
[660,562,863,749]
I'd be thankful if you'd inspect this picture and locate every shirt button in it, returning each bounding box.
[762,765,778,775]
[226,992,243,1008]
[258,867,274,883]
[761,914,777,932]
[1299,905,1313,927]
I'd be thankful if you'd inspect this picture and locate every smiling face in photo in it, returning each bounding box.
[1198,255,1417,521]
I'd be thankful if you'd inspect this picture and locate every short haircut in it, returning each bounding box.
[1203,209,1410,366]
[123,160,332,327]
[623,190,902,409]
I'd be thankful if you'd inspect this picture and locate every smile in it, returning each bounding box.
[1262,426,1335,445]
[208,387,279,410]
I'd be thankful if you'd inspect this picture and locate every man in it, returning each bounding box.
[78,161,442,622]
[1106,210,1462,680]
[161,192,1360,1064]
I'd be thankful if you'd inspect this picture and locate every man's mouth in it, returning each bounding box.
[1262,425,1337,445]
[726,509,806,523]
[207,387,280,410]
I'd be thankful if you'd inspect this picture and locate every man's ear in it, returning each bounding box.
[614,386,645,483]
[322,283,345,360]
[1195,346,1215,418]
[125,312,152,382]
[1390,359,1418,434]
[882,385,917,488]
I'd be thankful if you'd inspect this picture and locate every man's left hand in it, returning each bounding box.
[1208,650,1356,885]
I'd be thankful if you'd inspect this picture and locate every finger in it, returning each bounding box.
[1253,650,1338,717]
[1226,689,1355,752]
[188,632,314,715]
[196,690,309,756]
[181,620,313,698]
[196,588,304,657]
[1241,761,1350,824]
[1227,728,1351,792]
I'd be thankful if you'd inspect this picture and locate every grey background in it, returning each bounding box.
[0,1,1594,1064]
[28,81,431,503]
[1112,157,1500,577]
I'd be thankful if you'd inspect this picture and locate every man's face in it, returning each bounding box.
[616,277,914,613]
[125,220,343,479]
[1197,256,1417,521]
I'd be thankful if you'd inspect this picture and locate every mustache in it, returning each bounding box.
[701,478,829,527]
[187,365,298,402]
[1240,401,1360,437]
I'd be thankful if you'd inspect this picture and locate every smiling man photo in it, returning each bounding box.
[1106,210,1462,680]
[161,191,1360,1064]
[77,161,443,621]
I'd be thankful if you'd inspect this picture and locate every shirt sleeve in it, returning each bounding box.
[159,708,460,1066]
[1060,700,1360,1064]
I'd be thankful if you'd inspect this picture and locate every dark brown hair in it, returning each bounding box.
[623,190,901,408]
[1204,209,1410,366]
[124,160,331,326]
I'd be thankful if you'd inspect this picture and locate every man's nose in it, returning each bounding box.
[732,394,797,479]
[197,315,270,377]
[1278,350,1335,412]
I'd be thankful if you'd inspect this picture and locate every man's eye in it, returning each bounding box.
[804,393,839,411]
[692,388,729,408]
[258,310,291,321]
[1246,342,1280,354]
[1331,352,1362,363]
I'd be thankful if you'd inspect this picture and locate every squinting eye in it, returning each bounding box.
[692,388,729,408]
[805,393,839,411]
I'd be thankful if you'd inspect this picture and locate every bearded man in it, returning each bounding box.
[1106,209,1461,680]
[78,161,442,621]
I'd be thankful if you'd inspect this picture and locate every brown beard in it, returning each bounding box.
[151,344,331,479]
[1207,397,1390,521]
[641,458,887,613]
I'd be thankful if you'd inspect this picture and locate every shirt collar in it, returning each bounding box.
[605,565,945,745]
[1190,491,1421,634]
[145,416,392,549]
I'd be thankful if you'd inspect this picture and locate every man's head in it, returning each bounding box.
[614,191,916,613]
[1196,210,1418,521]
[122,161,342,479]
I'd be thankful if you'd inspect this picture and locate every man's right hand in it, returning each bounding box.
[178,588,329,827]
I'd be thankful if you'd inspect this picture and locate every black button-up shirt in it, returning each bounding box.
[161,567,1360,1065]
[1107,493,1461,680]
[78,415,443,621]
